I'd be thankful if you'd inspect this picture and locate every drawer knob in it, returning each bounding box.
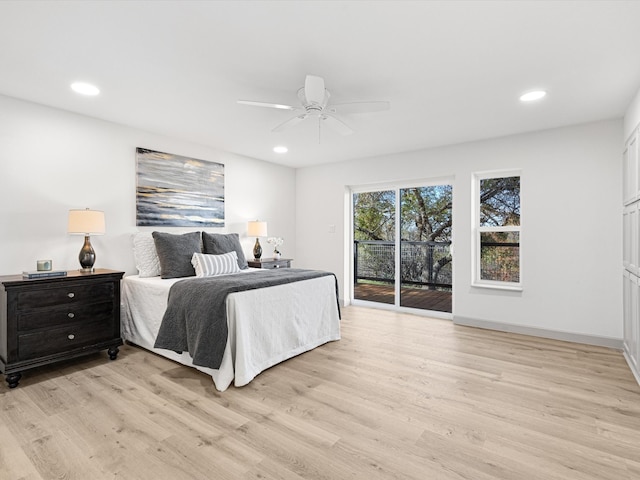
[67,312,75,319]
[274,265,280,268]
[67,334,75,340]
[67,292,75,298]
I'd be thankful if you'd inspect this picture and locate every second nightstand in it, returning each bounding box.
[247,258,292,269]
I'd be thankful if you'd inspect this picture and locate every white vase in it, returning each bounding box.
[273,250,281,260]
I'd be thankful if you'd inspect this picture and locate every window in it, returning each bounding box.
[473,172,521,289]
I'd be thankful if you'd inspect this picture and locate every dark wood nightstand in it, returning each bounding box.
[247,258,292,269]
[0,268,124,388]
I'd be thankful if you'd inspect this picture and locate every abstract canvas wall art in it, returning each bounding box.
[136,148,225,227]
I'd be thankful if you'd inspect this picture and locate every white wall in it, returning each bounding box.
[0,94,296,276]
[296,119,623,342]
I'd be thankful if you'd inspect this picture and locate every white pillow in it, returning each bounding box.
[132,233,161,277]
[191,251,240,277]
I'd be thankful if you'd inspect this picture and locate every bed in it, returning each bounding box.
[120,231,341,391]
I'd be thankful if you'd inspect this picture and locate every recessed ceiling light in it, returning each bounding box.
[273,146,288,154]
[71,82,100,96]
[519,90,546,102]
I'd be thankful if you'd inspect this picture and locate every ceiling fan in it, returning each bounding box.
[237,74,390,136]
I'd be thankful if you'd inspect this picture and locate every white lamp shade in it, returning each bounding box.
[247,220,267,237]
[68,209,105,235]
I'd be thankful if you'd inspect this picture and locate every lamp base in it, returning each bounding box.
[79,235,96,271]
[253,238,262,259]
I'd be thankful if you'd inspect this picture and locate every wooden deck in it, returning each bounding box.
[354,282,452,313]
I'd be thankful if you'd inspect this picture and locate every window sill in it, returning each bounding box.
[472,282,523,292]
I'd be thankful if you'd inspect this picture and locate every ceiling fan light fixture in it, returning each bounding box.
[273,145,288,154]
[519,90,546,102]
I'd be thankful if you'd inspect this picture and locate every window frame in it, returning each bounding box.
[472,170,522,291]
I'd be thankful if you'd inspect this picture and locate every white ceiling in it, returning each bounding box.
[2,1,640,168]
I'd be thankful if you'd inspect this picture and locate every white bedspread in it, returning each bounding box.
[121,271,340,391]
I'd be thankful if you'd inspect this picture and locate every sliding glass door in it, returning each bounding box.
[353,190,396,305]
[353,182,452,314]
[399,186,452,312]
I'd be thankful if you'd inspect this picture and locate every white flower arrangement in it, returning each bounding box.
[267,237,284,258]
[267,237,284,249]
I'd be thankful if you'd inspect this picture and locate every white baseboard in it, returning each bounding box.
[453,315,623,350]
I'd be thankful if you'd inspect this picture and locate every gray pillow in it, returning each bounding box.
[202,232,248,269]
[152,231,202,279]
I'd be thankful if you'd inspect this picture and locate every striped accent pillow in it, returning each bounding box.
[191,251,241,277]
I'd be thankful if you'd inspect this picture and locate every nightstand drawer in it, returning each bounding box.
[18,320,113,360]
[17,301,115,331]
[247,258,292,269]
[264,260,290,269]
[16,282,114,310]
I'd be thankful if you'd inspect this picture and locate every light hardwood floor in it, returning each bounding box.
[1,306,640,480]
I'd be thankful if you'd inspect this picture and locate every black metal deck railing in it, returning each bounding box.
[354,240,452,291]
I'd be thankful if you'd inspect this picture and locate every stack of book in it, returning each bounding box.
[22,270,67,279]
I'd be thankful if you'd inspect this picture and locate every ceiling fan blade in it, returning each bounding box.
[321,114,354,136]
[272,113,307,132]
[304,75,326,105]
[329,101,390,115]
[237,100,296,110]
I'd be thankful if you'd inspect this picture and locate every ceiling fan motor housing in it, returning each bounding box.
[298,87,329,114]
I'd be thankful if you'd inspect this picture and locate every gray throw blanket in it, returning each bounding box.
[154,269,340,369]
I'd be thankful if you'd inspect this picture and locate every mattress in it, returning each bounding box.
[121,270,340,391]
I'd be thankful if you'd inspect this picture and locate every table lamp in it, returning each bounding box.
[247,220,267,259]
[68,208,105,272]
